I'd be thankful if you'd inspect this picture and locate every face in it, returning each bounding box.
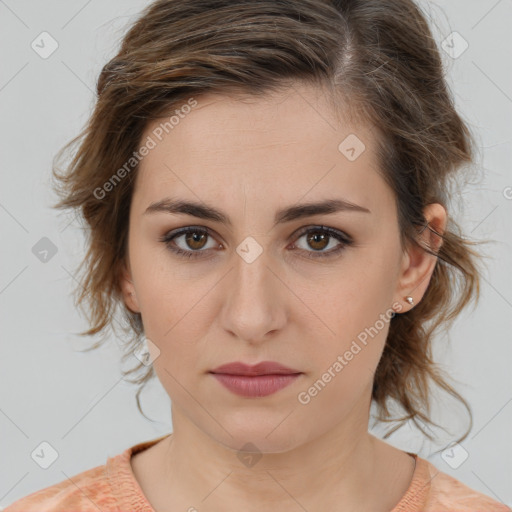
[120,83,442,453]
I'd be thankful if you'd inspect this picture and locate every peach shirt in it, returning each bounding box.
[4,434,510,512]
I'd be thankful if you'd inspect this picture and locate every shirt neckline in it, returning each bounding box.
[390,452,432,511]
[107,433,170,512]
[107,434,431,512]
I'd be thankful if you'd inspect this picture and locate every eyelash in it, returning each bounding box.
[159,225,353,261]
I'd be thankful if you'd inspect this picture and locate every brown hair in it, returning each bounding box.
[52,0,488,447]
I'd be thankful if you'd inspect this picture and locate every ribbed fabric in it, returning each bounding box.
[107,433,170,511]
[393,452,430,511]
[3,434,510,511]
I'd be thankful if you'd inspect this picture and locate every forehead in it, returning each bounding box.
[133,84,393,220]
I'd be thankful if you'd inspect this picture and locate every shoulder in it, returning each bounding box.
[2,435,170,512]
[2,464,117,512]
[419,457,511,512]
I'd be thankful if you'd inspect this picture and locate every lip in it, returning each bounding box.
[210,373,302,397]
[209,361,303,398]
[210,361,301,376]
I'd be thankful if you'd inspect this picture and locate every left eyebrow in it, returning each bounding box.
[144,197,371,228]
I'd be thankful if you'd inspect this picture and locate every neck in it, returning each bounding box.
[159,403,386,511]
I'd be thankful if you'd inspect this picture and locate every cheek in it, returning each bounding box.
[130,239,193,325]
[297,254,397,396]
[296,305,391,421]
[130,254,217,369]
[307,259,395,343]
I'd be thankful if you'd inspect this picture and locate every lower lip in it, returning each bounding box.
[210,373,301,397]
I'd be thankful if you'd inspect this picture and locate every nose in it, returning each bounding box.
[218,244,287,345]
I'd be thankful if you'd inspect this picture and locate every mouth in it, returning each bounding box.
[210,360,302,376]
[209,361,303,397]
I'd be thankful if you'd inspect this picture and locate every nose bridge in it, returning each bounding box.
[233,240,271,298]
[220,239,285,342]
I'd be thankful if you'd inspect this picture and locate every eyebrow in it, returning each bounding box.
[144,197,371,227]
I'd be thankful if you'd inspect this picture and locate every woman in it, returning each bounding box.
[5,0,509,511]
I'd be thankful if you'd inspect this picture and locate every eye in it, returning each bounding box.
[160,225,353,260]
[159,226,220,259]
[290,225,353,259]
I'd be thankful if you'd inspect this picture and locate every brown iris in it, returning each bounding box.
[306,231,329,251]
[185,231,208,250]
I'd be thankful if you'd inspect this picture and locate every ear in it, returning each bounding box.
[119,258,141,314]
[393,203,447,312]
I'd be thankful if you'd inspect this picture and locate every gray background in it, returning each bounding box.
[1,0,511,508]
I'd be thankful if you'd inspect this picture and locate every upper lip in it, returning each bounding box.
[210,361,302,376]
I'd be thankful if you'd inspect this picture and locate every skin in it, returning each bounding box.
[120,82,446,512]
